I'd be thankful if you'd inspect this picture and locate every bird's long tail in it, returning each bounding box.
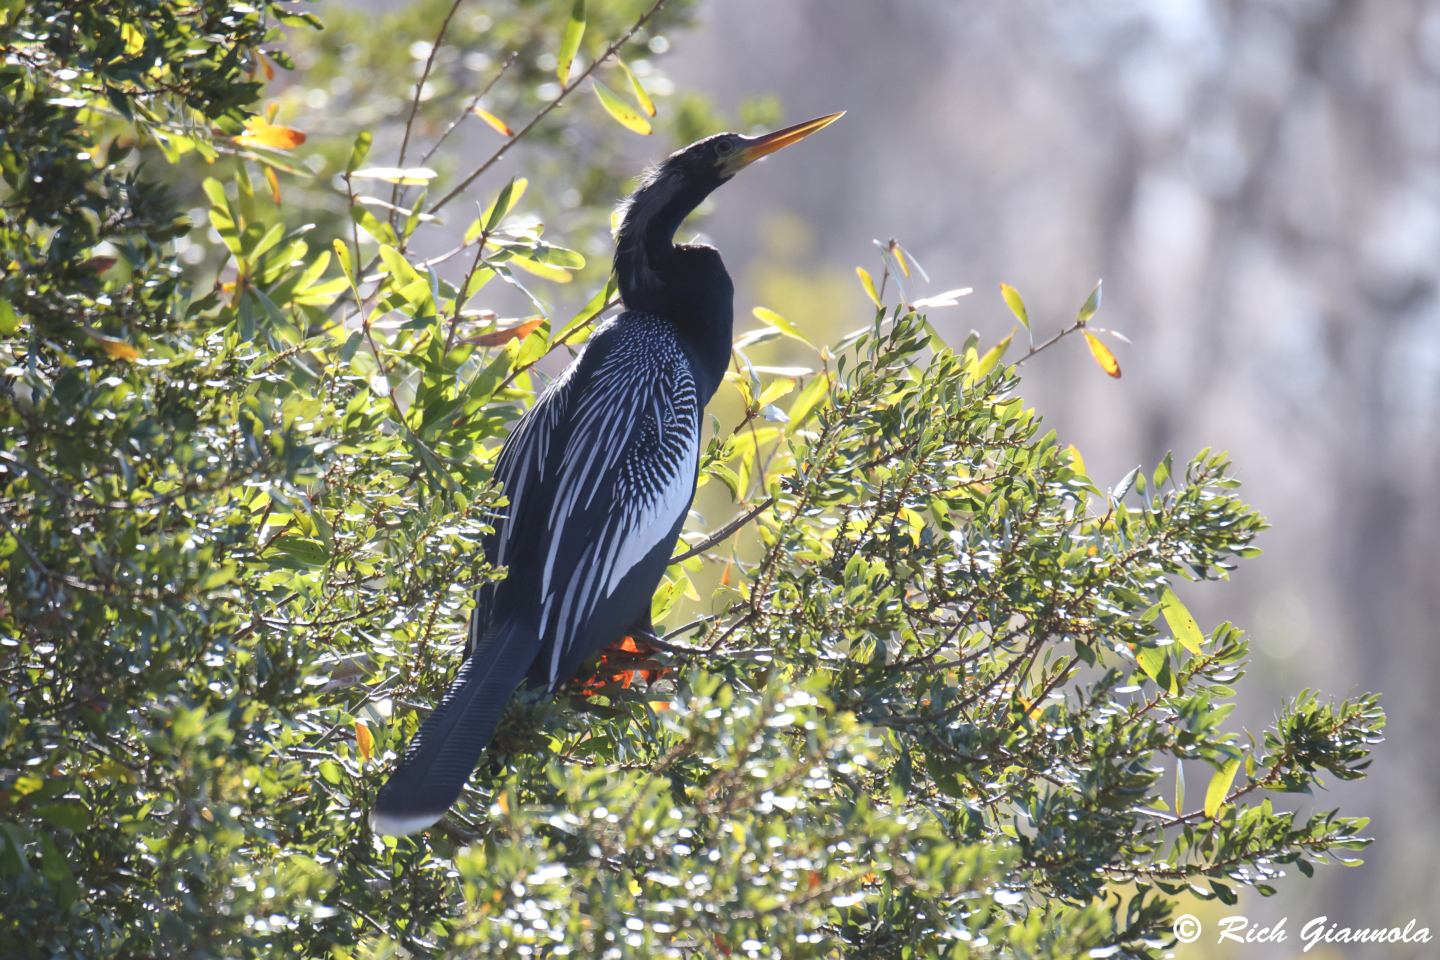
[370,615,538,836]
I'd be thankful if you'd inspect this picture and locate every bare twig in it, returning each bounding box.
[419,52,519,166]
[428,0,672,215]
[670,496,776,564]
[390,0,468,230]
[1014,319,1087,366]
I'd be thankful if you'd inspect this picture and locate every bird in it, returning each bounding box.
[370,111,843,837]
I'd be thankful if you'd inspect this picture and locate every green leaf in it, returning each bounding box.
[0,295,19,336]
[350,205,399,247]
[378,244,423,289]
[1161,587,1205,655]
[478,177,528,235]
[557,0,585,87]
[786,373,831,432]
[268,536,330,567]
[591,77,652,135]
[346,129,372,176]
[752,306,816,350]
[1205,758,1241,819]
[1077,279,1102,322]
[35,801,91,832]
[1175,760,1186,815]
[1000,282,1029,330]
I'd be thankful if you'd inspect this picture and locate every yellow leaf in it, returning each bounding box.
[975,327,1016,378]
[263,165,281,205]
[260,51,275,81]
[557,0,585,87]
[752,306,815,350]
[1204,758,1241,819]
[507,255,573,283]
[1160,587,1205,655]
[856,266,881,307]
[786,372,831,432]
[756,376,797,409]
[120,22,145,56]
[354,721,373,762]
[234,117,306,150]
[1000,282,1029,330]
[464,316,544,347]
[1065,444,1087,477]
[892,246,911,278]
[473,107,514,137]
[591,77,651,135]
[265,102,279,124]
[613,58,656,117]
[83,327,139,360]
[1083,330,1121,378]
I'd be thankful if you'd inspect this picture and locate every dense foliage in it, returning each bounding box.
[0,1,1383,958]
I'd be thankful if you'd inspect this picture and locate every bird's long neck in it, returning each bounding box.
[614,171,733,399]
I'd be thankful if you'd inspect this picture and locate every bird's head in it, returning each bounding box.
[614,113,844,298]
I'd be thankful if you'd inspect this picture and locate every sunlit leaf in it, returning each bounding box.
[1000,282,1029,330]
[756,377,797,409]
[83,327,139,360]
[557,0,585,87]
[975,327,1015,377]
[351,166,438,185]
[1205,758,1241,819]
[1065,444,1087,477]
[477,177,528,236]
[614,57,656,116]
[592,77,651,135]
[786,372,832,432]
[1160,587,1205,655]
[1077,279,1102,321]
[1175,759,1187,815]
[473,107,514,137]
[464,316,543,347]
[856,266,881,307]
[911,287,972,308]
[263,165,281,205]
[354,721,373,762]
[1083,330,1121,378]
[346,130,372,176]
[507,255,573,283]
[752,306,815,350]
[120,22,144,56]
[234,117,306,150]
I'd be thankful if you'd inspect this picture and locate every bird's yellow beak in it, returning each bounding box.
[723,112,844,175]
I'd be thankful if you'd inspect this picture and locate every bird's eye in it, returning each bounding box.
[714,138,735,157]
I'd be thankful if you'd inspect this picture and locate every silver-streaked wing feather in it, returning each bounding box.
[536,314,700,687]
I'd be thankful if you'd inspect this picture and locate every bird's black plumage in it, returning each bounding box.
[371,113,842,836]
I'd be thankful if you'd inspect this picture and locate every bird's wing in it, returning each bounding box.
[465,360,580,654]
[532,314,701,688]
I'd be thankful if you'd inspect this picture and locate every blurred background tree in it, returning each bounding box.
[0,0,1392,957]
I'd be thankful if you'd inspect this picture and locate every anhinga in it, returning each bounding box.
[371,112,843,836]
